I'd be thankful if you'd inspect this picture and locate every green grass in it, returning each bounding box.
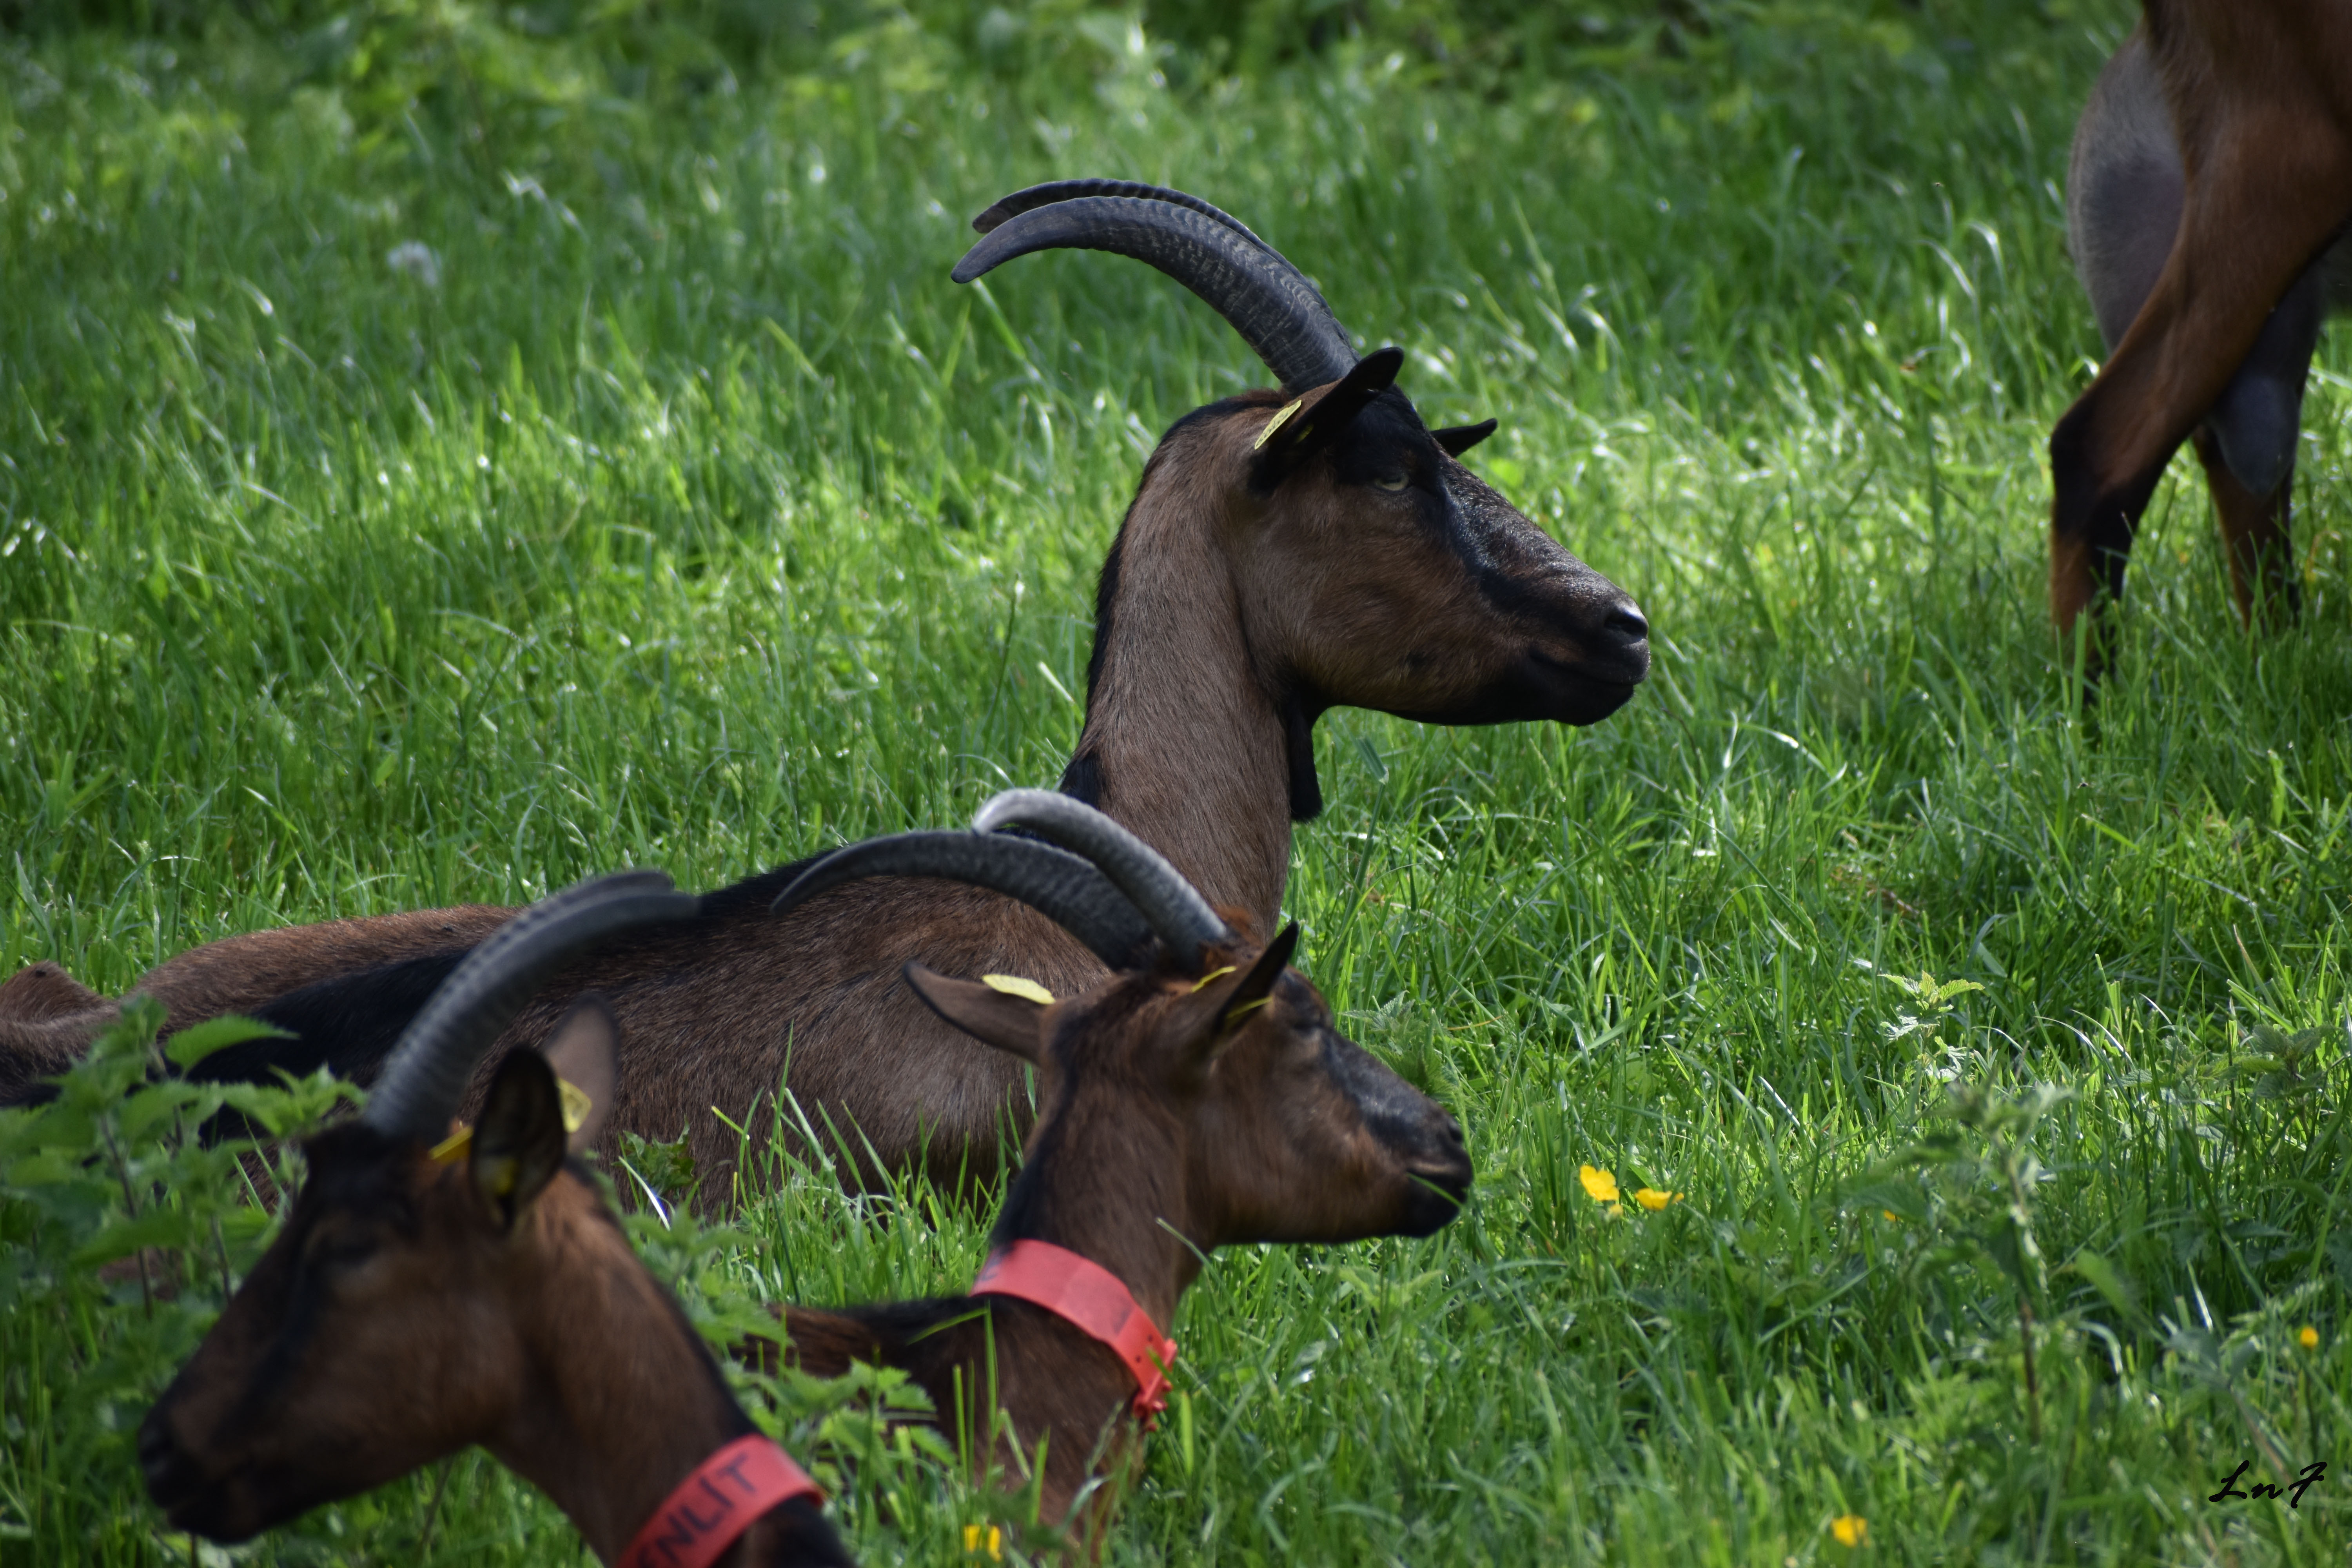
[5,0,2352,1562]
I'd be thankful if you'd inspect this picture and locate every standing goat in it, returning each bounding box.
[4,180,1643,1198]
[141,874,857,1568]
[2052,2,2352,661]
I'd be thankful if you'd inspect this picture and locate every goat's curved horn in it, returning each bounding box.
[971,180,1274,251]
[951,185,1356,395]
[363,871,699,1144]
[969,789,1231,970]
[768,831,1155,969]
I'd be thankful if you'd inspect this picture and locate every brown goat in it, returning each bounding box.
[141,877,856,1568]
[145,802,1471,1559]
[4,181,1641,1200]
[2051,1,2352,664]
[762,795,1471,1536]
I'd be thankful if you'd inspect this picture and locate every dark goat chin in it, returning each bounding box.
[142,1410,341,1544]
[1398,650,1645,729]
[1513,653,1645,727]
[151,1471,287,1545]
[1395,1169,1474,1237]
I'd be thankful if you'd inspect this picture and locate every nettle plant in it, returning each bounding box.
[0,999,354,1553]
[1845,976,2073,1439]
[1848,985,2352,1486]
[1878,970,1989,1078]
[0,1001,1011,1564]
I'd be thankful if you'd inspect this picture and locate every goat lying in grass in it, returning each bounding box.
[140,873,857,1568]
[763,791,1472,1536]
[143,797,1470,1557]
[4,180,1617,1200]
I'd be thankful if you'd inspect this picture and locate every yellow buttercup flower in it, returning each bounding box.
[1634,1187,1682,1211]
[963,1523,1003,1561]
[1578,1164,1619,1203]
[2299,1324,2320,1351]
[1831,1515,1868,1548]
[1882,1210,1902,1223]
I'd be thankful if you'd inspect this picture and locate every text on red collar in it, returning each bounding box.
[620,1434,822,1568]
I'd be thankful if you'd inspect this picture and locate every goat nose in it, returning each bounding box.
[1604,600,1649,645]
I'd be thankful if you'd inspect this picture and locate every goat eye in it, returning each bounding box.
[1372,472,1409,492]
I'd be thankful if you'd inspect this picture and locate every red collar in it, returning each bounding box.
[620,1435,822,1568]
[970,1238,1178,1426]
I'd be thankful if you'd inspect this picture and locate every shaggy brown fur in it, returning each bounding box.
[9,364,1639,1200]
[0,961,117,1100]
[0,960,105,1020]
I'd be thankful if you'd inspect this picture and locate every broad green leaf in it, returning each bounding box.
[1980,1216,2033,1297]
[71,1207,201,1269]
[0,1100,98,1160]
[165,1014,297,1071]
[7,1151,89,1187]
[120,1078,218,1144]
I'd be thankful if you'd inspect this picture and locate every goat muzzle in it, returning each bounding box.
[1396,1107,1474,1237]
[138,1405,295,1544]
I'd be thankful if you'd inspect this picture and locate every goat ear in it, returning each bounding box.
[471,1049,570,1230]
[540,995,617,1155]
[902,962,1048,1064]
[1431,418,1498,456]
[1248,347,1404,492]
[1190,922,1301,1068]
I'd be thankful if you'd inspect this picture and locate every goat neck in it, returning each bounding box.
[1067,426,1296,934]
[436,1163,826,1567]
[986,1045,1202,1333]
[779,991,1213,1530]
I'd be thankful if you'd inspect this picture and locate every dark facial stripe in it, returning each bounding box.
[1322,1030,1446,1158]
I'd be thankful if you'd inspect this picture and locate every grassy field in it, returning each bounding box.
[5,0,2352,1562]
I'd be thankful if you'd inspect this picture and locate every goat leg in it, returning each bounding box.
[2049,95,2352,655]
[2190,254,2327,628]
[2190,427,2298,630]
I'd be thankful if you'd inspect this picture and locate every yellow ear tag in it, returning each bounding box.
[426,1075,589,1161]
[1251,399,1304,451]
[982,974,1055,1005]
[557,1076,593,1135]
[1189,965,1236,993]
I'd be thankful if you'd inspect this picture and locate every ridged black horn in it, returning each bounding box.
[971,180,1272,252]
[768,831,1154,970]
[970,789,1230,971]
[952,185,1356,394]
[363,871,699,1144]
